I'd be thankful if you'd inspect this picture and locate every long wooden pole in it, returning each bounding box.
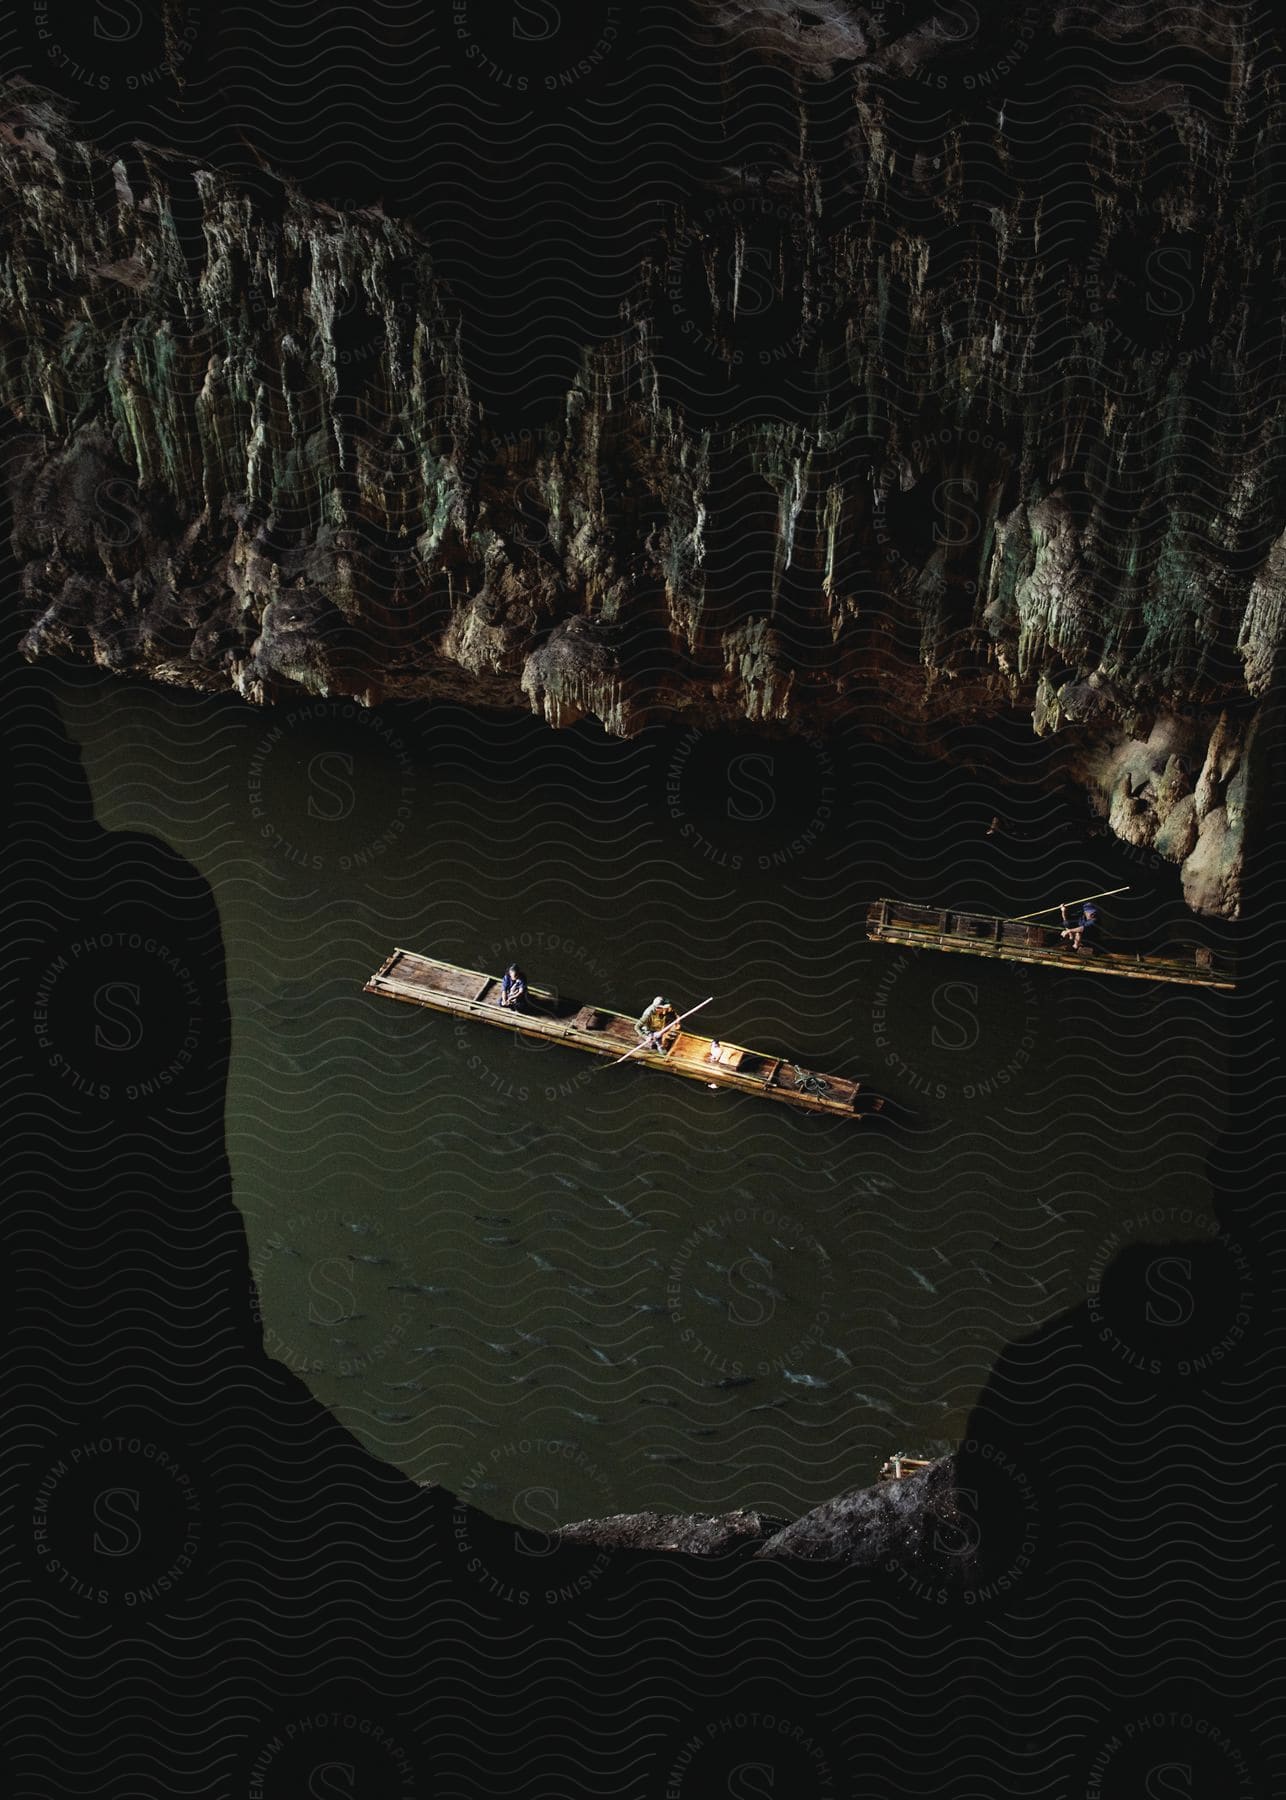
[605,996,715,1069]
[1010,886,1130,923]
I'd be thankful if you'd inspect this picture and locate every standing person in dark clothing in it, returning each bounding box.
[499,964,528,1009]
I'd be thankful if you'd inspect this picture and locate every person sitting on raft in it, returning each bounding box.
[1059,901,1101,950]
[499,964,528,1009]
[635,996,680,1054]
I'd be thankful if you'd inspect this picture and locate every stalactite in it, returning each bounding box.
[2,22,1282,916]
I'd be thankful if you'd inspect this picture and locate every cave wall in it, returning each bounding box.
[3,3,1285,914]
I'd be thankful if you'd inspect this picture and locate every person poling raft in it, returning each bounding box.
[1059,900,1100,950]
[1010,885,1127,953]
[634,995,680,1055]
[1009,885,1127,935]
[606,995,716,1069]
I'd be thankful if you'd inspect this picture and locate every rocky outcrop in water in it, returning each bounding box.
[557,1455,967,1570]
[557,1507,779,1557]
[3,4,1283,914]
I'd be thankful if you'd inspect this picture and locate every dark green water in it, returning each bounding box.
[57,670,1230,1526]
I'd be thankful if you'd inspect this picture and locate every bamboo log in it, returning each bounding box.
[1009,886,1129,922]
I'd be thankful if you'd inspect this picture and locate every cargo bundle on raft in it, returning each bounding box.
[866,899,1234,990]
[364,951,885,1119]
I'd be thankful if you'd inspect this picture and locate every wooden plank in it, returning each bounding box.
[437,969,483,999]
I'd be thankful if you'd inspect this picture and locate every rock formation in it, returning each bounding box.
[557,1454,973,1572]
[3,2,1283,914]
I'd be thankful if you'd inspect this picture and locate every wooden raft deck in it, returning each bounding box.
[866,900,1234,990]
[364,950,883,1118]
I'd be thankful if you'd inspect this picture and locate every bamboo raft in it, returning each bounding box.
[866,899,1234,990]
[364,950,885,1118]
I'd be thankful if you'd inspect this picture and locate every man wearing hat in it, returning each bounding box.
[634,995,680,1055]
